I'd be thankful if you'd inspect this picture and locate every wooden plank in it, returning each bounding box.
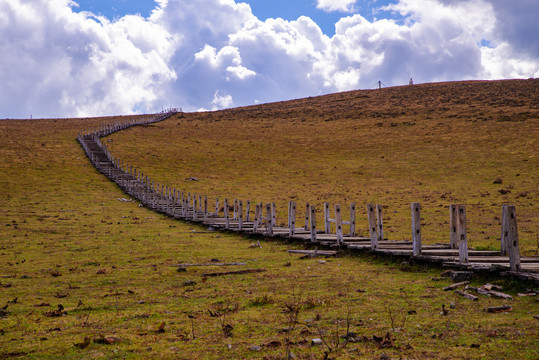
[443,281,470,291]
[423,249,499,256]
[411,202,422,256]
[175,262,247,267]
[203,269,266,277]
[454,290,478,301]
[287,250,337,256]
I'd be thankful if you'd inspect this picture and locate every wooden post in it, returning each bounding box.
[367,204,378,250]
[376,204,384,241]
[193,196,198,221]
[181,197,186,218]
[457,204,468,263]
[289,201,296,236]
[198,194,202,212]
[233,199,238,220]
[288,201,292,230]
[503,205,521,271]
[349,203,356,236]
[245,200,251,222]
[305,203,310,230]
[324,202,330,233]
[204,196,208,221]
[310,205,317,243]
[335,204,343,245]
[224,198,229,229]
[215,198,219,216]
[411,203,422,256]
[500,204,508,256]
[449,204,458,249]
[271,202,276,227]
[238,201,243,230]
[253,204,260,232]
[266,203,273,235]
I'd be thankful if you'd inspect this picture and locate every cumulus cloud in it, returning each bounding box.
[0,0,537,118]
[0,0,176,118]
[384,0,539,79]
[211,90,234,109]
[316,0,357,13]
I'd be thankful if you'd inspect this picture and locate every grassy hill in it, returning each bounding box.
[0,80,537,359]
[111,79,538,253]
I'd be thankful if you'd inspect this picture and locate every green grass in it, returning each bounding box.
[0,80,538,359]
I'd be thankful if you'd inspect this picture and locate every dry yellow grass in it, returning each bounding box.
[0,80,538,359]
[111,79,538,253]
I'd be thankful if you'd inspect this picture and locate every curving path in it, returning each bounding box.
[77,113,539,284]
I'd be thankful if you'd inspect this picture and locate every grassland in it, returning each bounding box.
[0,80,538,359]
[111,79,538,253]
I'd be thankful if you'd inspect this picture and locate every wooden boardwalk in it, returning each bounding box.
[77,113,539,284]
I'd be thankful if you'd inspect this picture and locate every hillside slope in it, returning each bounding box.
[111,79,539,252]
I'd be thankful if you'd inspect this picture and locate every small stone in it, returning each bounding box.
[250,345,261,351]
[450,302,456,309]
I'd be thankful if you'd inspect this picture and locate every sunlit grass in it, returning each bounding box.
[0,80,538,359]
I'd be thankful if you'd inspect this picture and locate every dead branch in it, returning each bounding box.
[202,269,266,277]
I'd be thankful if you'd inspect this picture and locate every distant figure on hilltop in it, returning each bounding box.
[409,78,414,85]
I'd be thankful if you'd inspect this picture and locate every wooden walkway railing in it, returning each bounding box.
[77,114,539,284]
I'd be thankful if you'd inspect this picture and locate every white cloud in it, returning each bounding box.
[316,0,357,13]
[0,0,176,118]
[0,0,537,118]
[211,90,234,109]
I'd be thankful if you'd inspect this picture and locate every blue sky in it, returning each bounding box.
[73,0,402,36]
[1,0,537,118]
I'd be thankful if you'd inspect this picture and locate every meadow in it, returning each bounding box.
[0,80,537,359]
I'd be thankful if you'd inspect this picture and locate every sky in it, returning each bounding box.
[1,0,538,118]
